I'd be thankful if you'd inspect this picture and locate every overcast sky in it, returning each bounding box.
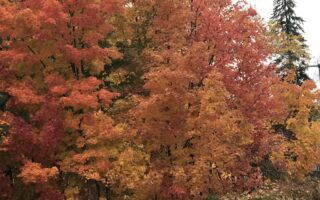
[246,0,320,85]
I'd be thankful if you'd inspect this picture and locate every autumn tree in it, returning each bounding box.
[0,0,124,199]
[130,0,291,198]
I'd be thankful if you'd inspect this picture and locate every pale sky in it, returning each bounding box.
[246,0,320,85]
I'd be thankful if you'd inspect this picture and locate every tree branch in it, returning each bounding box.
[27,45,47,68]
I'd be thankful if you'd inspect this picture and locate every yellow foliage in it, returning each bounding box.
[106,147,150,193]
[186,70,254,195]
[267,22,310,61]
[271,78,320,178]
[106,68,132,85]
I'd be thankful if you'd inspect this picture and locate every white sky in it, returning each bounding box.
[246,0,320,85]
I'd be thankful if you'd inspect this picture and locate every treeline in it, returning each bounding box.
[0,0,319,199]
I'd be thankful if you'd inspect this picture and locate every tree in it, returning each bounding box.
[130,0,297,198]
[271,0,310,85]
[270,72,320,180]
[0,0,123,199]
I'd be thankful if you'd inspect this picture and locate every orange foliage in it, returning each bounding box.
[0,0,319,199]
[19,161,59,184]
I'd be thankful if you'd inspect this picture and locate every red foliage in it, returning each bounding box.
[6,98,64,165]
[167,186,187,199]
[37,185,64,200]
[6,117,38,159]
[0,0,319,199]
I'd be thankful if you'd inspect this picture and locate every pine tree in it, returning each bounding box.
[271,0,310,85]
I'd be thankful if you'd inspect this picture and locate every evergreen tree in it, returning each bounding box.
[271,0,310,85]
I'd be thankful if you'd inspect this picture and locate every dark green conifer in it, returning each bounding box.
[271,0,310,85]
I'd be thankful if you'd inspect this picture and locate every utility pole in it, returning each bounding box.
[307,64,320,82]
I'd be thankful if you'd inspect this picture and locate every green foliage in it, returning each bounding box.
[270,0,310,84]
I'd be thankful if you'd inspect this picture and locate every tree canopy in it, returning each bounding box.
[0,0,319,199]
